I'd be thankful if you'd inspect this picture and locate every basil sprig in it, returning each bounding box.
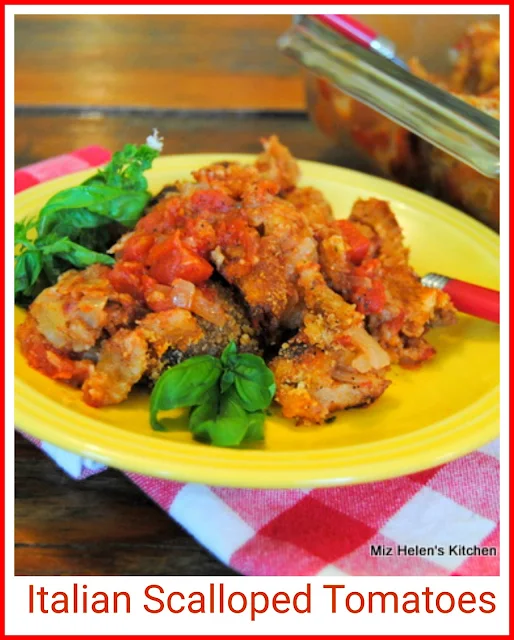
[150,342,276,447]
[15,139,161,305]
[149,356,223,431]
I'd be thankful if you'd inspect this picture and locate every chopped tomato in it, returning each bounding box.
[121,233,155,262]
[147,232,213,285]
[353,281,386,315]
[141,274,158,292]
[136,196,184,234]
[336,220,371,264]
[108,261,146,300]
[354,258,381,278]
[351,259,386,315]
[189,188,235,214]
[16,317,91,385]
[215,216,259,277]
[182,218,217,257]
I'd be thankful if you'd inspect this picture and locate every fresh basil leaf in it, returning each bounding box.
[85,143,159,192]
[15,219,36,248]
[244,411,265,443]
[63,241,116,268]
[14,250,42,296]
[220,341,237,367]
[220,369,235,394]
[41,254,61,286]
[42,238,115,268]
[37,185,150,235]
[14,139,162,305]
[80,187,149,227]
[72,224,118,255]
[149,342,275,446]
[39,209,110,241]
[150,356,222,431]
[232,353,276,412]
[15,235,115,301]
[189,386,219,440]
[204,389,249,447]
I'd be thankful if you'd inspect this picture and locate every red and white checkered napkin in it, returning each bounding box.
[16,149,500,577]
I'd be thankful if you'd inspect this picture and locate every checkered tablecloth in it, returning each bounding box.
[15,148,500,577]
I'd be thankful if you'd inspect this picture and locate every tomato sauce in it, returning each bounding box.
[351,259,387,314]
[16,317,92,385]
[336,220,371,264]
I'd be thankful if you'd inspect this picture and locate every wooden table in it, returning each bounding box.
[14,15,376,576]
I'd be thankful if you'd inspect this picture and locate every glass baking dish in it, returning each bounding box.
[278,15,500,230]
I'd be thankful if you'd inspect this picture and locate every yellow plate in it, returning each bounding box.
[14,154,499,488]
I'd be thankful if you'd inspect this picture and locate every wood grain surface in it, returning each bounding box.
[15,110,373,172]
[15,433,238,576]
[15,15,304,110]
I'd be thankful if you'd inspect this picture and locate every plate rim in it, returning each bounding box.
[14,154,500,488]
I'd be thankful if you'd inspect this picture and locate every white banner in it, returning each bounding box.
[6,576,507,635]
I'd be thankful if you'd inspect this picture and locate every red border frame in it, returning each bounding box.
[3,2,511,638]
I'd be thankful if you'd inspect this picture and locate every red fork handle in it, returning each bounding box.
[315,14,378,48]
[444,278,499,324]
[313,14,408,68]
